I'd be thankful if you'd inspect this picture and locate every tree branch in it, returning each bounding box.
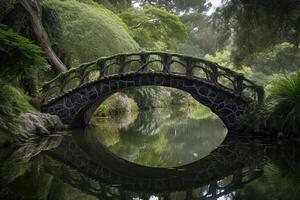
[18,0,67,74]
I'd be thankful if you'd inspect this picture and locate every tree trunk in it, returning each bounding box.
[18,0,67,74]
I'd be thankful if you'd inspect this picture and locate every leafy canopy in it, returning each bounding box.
[133,0,208,14]
[120,6,187,51]
[133,1,219,57]
[204,49,253,79]
[245,43,300,74]
[213,0,300,65]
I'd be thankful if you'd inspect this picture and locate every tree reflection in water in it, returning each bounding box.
[91,106,227,167]
[1,131,300,200]
[1,106,300,200]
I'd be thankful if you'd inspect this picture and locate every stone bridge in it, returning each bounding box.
[41,52,264,131]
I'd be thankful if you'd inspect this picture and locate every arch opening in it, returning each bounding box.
[88,86,228,168]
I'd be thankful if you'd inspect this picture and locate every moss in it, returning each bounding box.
[4,84,35,112]
[0,81,35,135]
[0,83,34,113]
[40,0,140,67]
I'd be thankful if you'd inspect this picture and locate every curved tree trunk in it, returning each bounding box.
[18,0,67,74]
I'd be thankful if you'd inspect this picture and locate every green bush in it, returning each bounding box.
[40,0,139,67]
[96,99,127,117]
[94,93,137,118]
[268,71,300,137]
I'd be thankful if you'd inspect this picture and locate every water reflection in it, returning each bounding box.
[91,106,227,167]
[2,133,300,200]
[1,106,300,199]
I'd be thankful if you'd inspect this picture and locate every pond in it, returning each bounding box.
[1,107,300,200]
[89,106,227,167]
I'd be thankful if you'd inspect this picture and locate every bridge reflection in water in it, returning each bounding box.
[45,132,265,199]
[2,130,297,200]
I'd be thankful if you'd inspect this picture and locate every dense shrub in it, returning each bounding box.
[268,71,300,137]
[40,0,139,67]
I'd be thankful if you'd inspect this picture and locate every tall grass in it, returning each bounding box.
[268,70,300,136]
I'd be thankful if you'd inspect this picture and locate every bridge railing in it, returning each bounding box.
[41,52,264,104]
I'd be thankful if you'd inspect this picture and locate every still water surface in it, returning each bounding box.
[0,106,300,200]
[90,106,227,167]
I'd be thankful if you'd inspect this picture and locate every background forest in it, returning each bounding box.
[1,0,300,139]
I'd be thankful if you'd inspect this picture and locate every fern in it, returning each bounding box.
[268,71,300,136]
[0,24,46,81]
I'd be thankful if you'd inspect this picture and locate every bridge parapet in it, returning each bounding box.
[41,52,264,104]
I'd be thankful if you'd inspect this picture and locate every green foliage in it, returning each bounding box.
[191,105,217,120]
[92,107,226,167]
[268,71,300,136]
[120,6,187,51]
[134,1,218,57]
[95,93,137,118]
[170,89,190,105]
[0,158,32,184]
[97,100,127,117]
[93,0,131,11]
[169,88,200,106]
[245,43,300,74]
[204,49,253,78]
[91,120,121,146]
[179,12,219,57]
[40,0,139,67]
[0,80,35,133]
[133,0,208,14]
[0,25,42,134]
[213,0,300,66]
[237,103,271,134]
[126,86,170,109]
[0,24,46,81]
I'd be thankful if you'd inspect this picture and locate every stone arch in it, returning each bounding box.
[41,72,247,132]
